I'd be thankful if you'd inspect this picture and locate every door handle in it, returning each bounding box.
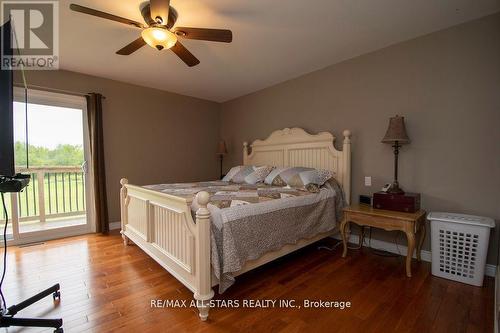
[81,160,88,174]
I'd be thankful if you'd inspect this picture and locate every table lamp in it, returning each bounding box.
[216,140,228,179]
[381,115,410,194]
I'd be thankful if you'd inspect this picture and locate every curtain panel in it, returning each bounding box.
[86,93,109,233]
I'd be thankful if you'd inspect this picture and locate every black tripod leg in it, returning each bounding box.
[7,283,60,315]
[0,316,63,329]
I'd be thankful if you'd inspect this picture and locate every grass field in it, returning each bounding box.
[0,172,86,223]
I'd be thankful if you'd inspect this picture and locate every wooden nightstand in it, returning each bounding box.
[340,204,426,277]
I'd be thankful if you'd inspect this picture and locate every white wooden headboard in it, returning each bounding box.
[243,127,351,204]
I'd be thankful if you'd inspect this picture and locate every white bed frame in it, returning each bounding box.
[120,127,351,320]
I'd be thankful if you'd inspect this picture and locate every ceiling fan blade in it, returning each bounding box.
[173,27,232,43]
[70,4,145,28]
[170,42,200,67]
[116,37,147,55]
[150,0,170,25]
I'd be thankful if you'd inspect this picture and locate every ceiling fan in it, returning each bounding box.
[69,0,233,67]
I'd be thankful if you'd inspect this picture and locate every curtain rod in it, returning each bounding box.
[13,83,106,99]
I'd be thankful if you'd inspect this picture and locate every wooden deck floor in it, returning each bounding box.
[2,232,494,333]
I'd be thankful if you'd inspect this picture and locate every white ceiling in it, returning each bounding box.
[59,0,500,102]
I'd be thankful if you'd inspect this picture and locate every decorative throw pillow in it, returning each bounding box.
[264,167,287,185]
[222,166,242,182]
[244,166,274,184]
[265,167,334,192]
[223,165,273,184]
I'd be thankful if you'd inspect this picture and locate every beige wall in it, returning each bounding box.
[220,13,500,264]
[15,70,220,223]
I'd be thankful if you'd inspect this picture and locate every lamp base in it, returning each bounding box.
[387,182,404,194]
[218,155,224,180]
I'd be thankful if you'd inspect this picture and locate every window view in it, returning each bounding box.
[0,100,87,236]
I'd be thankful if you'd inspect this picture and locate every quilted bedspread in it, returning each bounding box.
[144,179,346,293]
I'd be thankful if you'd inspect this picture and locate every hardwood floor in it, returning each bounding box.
[2,232,494,333]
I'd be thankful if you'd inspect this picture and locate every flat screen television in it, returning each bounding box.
[0,21,15,177]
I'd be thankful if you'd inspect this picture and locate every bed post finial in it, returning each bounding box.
[343,130,351,143]
[342,130,351,204]
[194,191,214,321]
[196,191,210,207]
[243,141,249,165]
[120,178,130,245]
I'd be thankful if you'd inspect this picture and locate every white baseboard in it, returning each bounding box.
[334,233,496,278]
[109,221,121,230]
[486,264,497,278]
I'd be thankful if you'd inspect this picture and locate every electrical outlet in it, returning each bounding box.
[364,176,372,186]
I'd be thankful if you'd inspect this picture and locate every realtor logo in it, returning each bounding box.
[1,0,59,70]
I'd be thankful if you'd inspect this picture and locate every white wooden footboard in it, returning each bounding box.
[120,178,214,320]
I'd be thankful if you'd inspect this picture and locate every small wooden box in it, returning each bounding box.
[373,192,421,213]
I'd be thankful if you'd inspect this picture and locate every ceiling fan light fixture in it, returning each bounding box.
[69,2,232,66]
[141,27,177,50]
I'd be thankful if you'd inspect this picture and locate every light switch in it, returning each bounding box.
[364,176,372,186]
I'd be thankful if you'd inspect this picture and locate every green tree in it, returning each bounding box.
[14,141,84,167]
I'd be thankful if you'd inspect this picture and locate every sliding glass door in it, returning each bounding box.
[0,88,94,244]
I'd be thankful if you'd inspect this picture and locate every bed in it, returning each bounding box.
[120,127,352,320]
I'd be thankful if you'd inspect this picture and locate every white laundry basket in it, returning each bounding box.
[428,212,495,286]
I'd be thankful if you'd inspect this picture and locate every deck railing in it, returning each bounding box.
[0,166,86,224]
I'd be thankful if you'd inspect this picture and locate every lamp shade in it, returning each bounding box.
[216,140,228,155]
[381,115,410,144]
[141,27,177,51]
